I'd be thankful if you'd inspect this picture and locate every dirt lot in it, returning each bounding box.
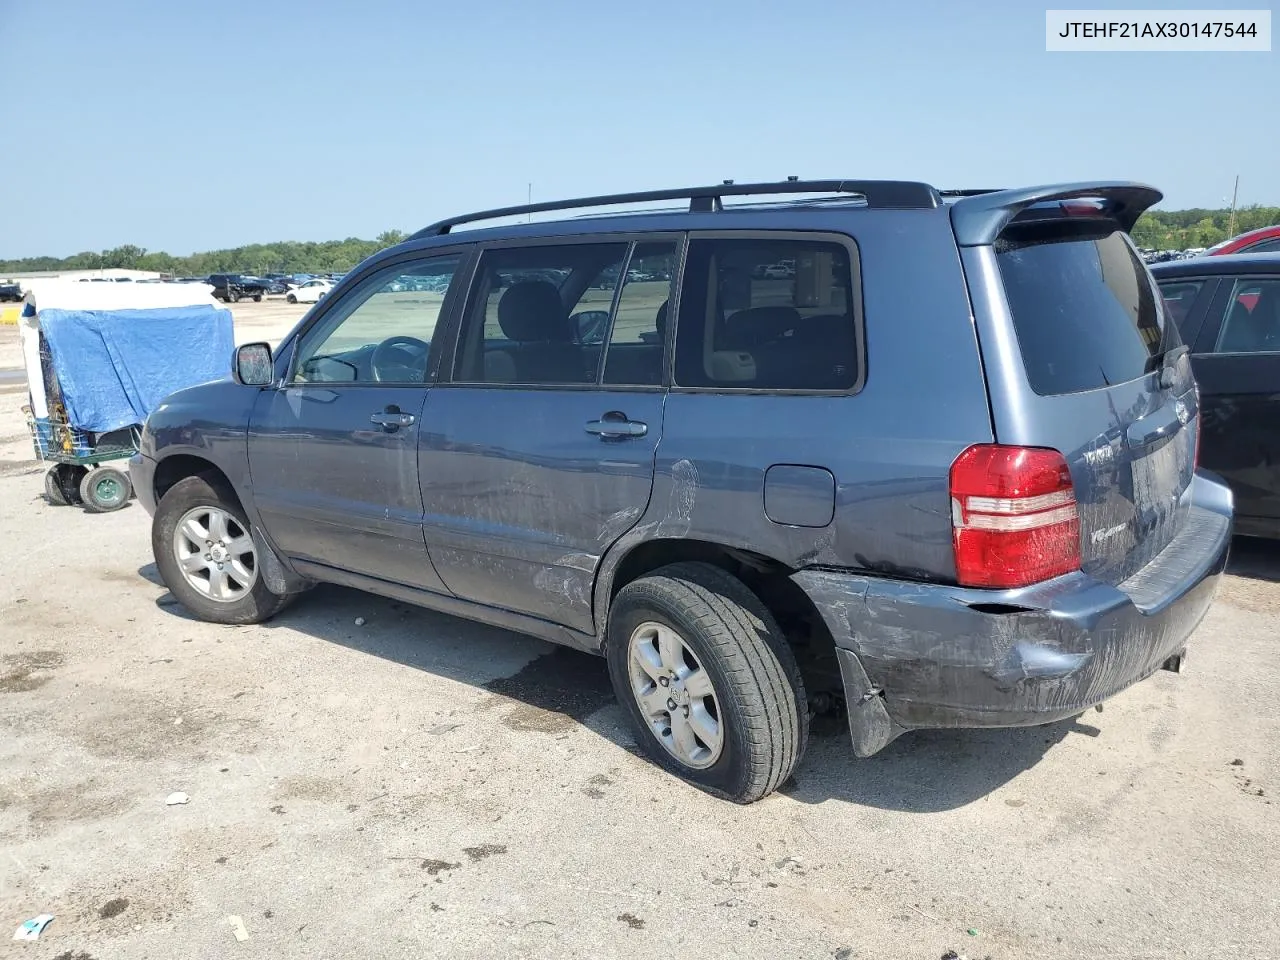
[0,302,1278,959]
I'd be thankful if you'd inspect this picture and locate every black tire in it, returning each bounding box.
[79,465,132,513]
[253,294,263,302]
[606,562,808,804]
[232,294,241,303]
[152,475,292,624]
[59,465,87,505]
[44,465,70,505]
[286,294,297,304]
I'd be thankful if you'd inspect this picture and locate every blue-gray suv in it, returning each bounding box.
[130,179,1233,803]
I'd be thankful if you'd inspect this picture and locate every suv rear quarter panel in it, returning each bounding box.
[595,209,994,625]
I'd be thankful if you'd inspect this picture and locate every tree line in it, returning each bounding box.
[2,205,1278,277]
[1129,204,1279,250]
[0,231,409,277]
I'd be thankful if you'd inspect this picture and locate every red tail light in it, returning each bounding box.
[949,444,1081,588]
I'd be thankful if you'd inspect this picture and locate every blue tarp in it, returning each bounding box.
[38,305,235,433]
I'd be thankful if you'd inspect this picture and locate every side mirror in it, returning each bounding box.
[233,342,274,386]
[571,310,611,345]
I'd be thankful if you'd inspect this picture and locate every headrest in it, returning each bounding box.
[497,281,568,342]
[656,300,668,339]
[724,305,802,345]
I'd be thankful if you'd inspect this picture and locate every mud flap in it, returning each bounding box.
[836,647,905,757]
[252,528,313,595]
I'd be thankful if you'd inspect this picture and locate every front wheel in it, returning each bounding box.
[606,562,808,804]
[44,465,70,505]
[152,475,292,624]
[252,294,263,302]
[286,294,297,304]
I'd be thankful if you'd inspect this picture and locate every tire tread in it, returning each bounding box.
[610,562,807,803]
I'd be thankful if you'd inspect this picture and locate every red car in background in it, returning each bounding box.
[1204,224,1280,256]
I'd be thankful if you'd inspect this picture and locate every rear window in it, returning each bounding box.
[996,226,1174,395]
[673,236,860,391]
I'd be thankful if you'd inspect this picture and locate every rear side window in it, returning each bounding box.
[1212,278,1280,354]
[673,236,860,391]
[997,227,1174,395]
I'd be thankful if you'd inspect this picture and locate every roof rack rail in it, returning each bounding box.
[410,179,941,239]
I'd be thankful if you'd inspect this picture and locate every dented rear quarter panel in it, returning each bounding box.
[594,209,995,628]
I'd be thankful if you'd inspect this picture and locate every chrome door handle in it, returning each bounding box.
[370,408,416,430]
[586,413,647,439]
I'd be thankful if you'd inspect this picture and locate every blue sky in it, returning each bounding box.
[2,0,1275,258]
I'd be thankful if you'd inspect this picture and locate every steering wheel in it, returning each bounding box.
[371,336,430,382]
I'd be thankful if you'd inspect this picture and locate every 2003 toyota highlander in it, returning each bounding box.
[130,179,1233,803]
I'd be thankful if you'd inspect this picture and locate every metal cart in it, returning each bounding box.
[24,401,137,512]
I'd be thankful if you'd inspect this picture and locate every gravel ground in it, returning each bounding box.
[0,308,1277,959]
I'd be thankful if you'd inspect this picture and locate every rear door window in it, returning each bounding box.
[1212,279,1280,355]
[452,242,630,385]
[996,227,1175,395]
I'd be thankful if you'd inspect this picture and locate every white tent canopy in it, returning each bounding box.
[23,280,217,313]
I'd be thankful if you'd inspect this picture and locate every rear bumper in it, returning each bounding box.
[794,472,1233,755]
[128,453,158,516]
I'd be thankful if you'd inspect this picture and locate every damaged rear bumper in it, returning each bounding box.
[794,472,1233,757]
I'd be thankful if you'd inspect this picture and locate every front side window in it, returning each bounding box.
[292,255,461,384]
[673,236,860,391]
[1212,278,1280,354]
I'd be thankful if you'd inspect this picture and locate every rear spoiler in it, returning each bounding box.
[949,181,1162,247]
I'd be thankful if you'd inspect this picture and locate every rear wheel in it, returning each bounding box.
[606,562,808,804]
[252,294,263,302]
[80,465,132,513]
[152,475,292,624]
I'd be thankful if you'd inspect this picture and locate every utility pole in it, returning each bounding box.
[1227,175,1240,240]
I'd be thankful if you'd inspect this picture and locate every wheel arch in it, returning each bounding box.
[597,537,843,706]
[153,453,242,508]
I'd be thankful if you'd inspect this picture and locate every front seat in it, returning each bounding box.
[495,281,588,383]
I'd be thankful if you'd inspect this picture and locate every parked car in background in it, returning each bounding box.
[208,274,271,303]
[1153,252,1280,538]
[131,178,1231,804]
[0,281,22,302]
[1203,225,1280,257]
[286,278,333,304]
